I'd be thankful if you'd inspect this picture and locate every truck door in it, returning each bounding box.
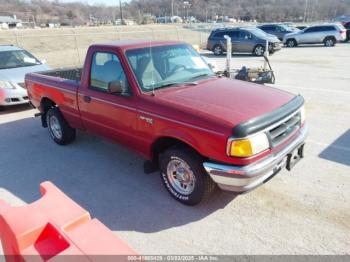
[78,51,140,148]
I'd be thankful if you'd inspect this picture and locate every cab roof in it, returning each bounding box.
[91,40,186,51]
[0,45,23,52]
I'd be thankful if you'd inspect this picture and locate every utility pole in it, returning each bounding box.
[119,0,123,25]
[303,0,309,23]
[171,0,174,22]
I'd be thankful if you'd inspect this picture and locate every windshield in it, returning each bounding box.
[248,28,269,38]
[126,44,214,92]
[0,50,41,70]
[279,24,291,31]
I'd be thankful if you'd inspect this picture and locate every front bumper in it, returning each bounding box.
[269,43,282,53]
[203,125,308,192]
[0,88,29,106]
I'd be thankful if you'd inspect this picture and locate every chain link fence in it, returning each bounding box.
[0,26,211,68]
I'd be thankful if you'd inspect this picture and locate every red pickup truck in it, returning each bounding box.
[26,40,307,205]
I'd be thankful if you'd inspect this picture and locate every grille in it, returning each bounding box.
[18,83,26,88]
[268,112,301,146]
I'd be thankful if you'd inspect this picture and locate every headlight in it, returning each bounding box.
[228,133,270,157]
[300,105,306,124]
[0,80,15,89]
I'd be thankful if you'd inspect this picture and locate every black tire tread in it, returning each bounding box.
[159,145,215,205]
[46,107,76,145]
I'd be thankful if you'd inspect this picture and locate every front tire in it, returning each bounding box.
[46,107,76,145]
[286,39,297,47]
[253,45,265,56]
[159,146,215,205]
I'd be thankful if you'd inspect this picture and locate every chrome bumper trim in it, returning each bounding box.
[203,125,308,192]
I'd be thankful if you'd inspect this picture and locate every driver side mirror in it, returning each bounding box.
[108,80,123,95]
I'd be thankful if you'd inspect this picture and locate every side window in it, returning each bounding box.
[345,23,350,29]
[228,31,239,39]
[324,26,336,31]
[305,27,317,33]
[239,30,252,40]
[90,52,130,95]
[214,31,226,38]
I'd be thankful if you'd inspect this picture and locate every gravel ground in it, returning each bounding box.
[0,43,349,255]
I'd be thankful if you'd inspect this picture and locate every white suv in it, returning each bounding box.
[283,23,347,47]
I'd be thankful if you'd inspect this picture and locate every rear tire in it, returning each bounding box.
[159,146,216,205]
[213,44,223,56]
[286,39,297,47]
[46,107,76,145]
[253,45,265,56]
[324,37,336,47]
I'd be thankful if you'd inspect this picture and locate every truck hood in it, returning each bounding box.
[0,64,50,84]
[155,77,295,129]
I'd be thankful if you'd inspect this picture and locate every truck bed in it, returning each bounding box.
[26,67,83,129]
[38,68,82,82]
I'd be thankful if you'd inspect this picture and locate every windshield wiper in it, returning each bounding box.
[188,73,214,81]
[152,81,198,91]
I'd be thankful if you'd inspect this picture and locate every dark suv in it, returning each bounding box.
[258,23,296,41]
[343,21,350,41]
[207,27,282,56]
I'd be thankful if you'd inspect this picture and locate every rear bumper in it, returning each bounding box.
[203,125,308,192]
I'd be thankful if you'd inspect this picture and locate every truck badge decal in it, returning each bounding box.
[139,115,153,125]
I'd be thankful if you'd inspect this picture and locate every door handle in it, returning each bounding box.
[83,96,91,103]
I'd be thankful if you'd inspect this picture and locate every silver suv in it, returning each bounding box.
[283,23,347,47]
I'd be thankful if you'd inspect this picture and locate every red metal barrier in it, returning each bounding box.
[0,181,137,261]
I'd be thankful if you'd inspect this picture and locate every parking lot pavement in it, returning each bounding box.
[1,44,350,255]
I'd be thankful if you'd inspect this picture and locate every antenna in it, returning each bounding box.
[149,38,156,96]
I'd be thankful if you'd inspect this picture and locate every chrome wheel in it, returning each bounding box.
[49,115,62,139]
[287,39,295,47]
[213,45,222,55]
[254,46,264,56]
[167,158,196,195]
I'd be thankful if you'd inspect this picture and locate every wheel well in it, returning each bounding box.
[324,36,336,41]
[151,137,200,165]
[253,44,264,50]
[40,97,56,127]
[213,44,223,52]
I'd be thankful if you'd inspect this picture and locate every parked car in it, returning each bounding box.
[0,45,50,108]
[283,22,299,31]
[283,23,347,47]
[26,40,307,206]
[342,21,350,41]
[207,27,282,56]
[296,25,307,30]
[257,23,297,41]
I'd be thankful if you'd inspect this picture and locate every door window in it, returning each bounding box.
[228,31,239,40]
[90,52,130,95]
[304,27,317,33]
[238,31,252,40]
